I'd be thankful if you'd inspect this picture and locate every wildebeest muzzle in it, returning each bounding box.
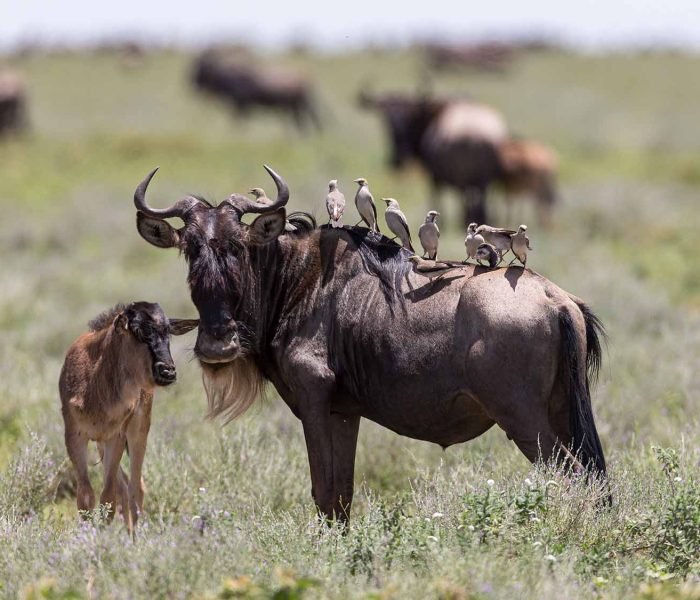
[194,323,240,364]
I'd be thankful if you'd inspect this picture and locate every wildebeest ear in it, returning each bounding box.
[136,212,180,249]
[168,318,199,336]
[248,208,286,244]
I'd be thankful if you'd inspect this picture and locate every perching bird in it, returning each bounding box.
[510,224,533,267]
[408,256,464,283]
[464,222,485,262]
[249,187,271,204]
[418,210,440,259]
[354,178,380,233]
[249,187,296,232]
[475,243,500,269]
[383,198,414,252]
[325,179,345,228]
[476,224,516,263]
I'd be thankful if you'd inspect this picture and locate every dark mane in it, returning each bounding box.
[321,225,413,307]
[88,303,126,331]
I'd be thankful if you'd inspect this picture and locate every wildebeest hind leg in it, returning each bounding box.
[65,427,94,514]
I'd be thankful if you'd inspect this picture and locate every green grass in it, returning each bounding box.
[1,47,700,598]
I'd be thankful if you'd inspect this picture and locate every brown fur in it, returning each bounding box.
[59,303,196,534]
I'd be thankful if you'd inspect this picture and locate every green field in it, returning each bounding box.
[1,47,700,599]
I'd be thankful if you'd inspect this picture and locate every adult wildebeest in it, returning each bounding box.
[0,70,28,136]
[192,51,320,131]
[132,166,607,522]
[360,92,558,226]
[59,302,197,533]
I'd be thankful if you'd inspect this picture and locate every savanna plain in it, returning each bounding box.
[1,47,700,599]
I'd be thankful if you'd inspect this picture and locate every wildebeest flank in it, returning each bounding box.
[133,166,607,522]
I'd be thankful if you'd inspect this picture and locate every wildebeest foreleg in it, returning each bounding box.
[331,413,360,523]
[125,391,153,528]
[100,435,129,528]
[65,427,94,514]
[300,404,335,521]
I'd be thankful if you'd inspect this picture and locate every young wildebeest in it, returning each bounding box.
[59,302,197,532]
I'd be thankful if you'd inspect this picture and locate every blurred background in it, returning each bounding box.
[2,2,700,596]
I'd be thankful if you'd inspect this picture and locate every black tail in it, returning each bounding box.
[559,304,607,476]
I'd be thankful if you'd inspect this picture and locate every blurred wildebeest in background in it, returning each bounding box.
[498,138,559,225]
[192,50,321,131]
[0,70,28,136]
[425,41,516,73]
[359,91,558,225]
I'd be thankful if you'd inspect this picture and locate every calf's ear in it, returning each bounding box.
[114,313,129,331]
[137,212,181,248]
[248,208,286,244]
[169,318,199,336]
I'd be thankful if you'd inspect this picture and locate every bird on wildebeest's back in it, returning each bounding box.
[418,210,440,259]
[476,224,516,263]
[249,187,297,232]
[510,224,533,267]
[464,222,485,263]
[475,242,499,269]
[382,197,414,252]
[353,177,380,234]
[325,179,345,229]
[407,255,464,284]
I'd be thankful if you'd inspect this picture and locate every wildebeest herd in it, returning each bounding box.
[60,164,606,530]
[0,42,602,530]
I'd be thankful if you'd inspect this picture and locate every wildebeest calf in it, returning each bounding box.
[59,302,197,532]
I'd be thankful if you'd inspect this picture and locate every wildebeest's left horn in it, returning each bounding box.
[227,165,290,216]
[134,168,201,219]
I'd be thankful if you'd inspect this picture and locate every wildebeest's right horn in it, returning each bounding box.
[134,168,201,219]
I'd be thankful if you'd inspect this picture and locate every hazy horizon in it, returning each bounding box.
[4,0,700,51]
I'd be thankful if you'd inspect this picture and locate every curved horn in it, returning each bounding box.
[226,165,290,215]
[134,168,201,219]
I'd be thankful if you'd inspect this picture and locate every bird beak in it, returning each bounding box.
[354,178,363,184]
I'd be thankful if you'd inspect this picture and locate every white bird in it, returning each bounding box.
[354,178,380,233]
[510,224,533,267]
[382,198,414,252]
[408,255,464,283]
[325,179,345,228]
[249,187,270,204]
[476,224,516,263]
[475,243,499,269]
[418,210,440,260]
[464,222,485,262]
[249,187,296,232]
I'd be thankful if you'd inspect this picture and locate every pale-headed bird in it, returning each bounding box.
[383,198,414,252]
[464,222,485,262]
[325,179,345,228]
[408,255,464,283]
[249,187,296,232]
[475,242,500,269]
[475,224,517,263]
[354,177,380,233]
[418,210,440,259]
[510,224,533,267]
[249,187,271,204]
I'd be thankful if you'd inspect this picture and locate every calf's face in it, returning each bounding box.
[116,302,198,386]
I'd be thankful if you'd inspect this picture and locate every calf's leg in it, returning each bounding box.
[100,435,129,528]
[125,391,153,527]
[65,426,94,514]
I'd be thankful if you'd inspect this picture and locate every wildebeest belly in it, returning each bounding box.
[66,393,141,442]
